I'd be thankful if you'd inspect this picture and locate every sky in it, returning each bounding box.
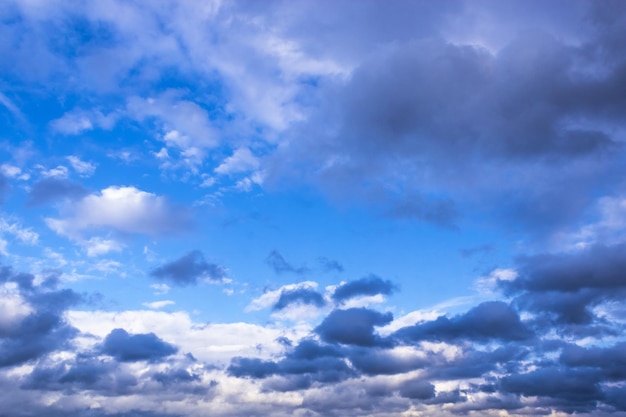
[1,0,626,416]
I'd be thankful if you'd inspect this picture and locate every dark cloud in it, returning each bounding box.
[228,339,356,388]
[316,308,393,347]
[332,274,396,302]
[269,4,626,232]
[397,379,435,400]
[317,257,344,273]
[150,250,228,286]
[394,301,533,343]
[266,250,309,275]
[100,328,178,362]
[503,243,626,327]
[560,341,626,380]
[0,265,81,368]
[348,347,428,375]
[500,367,604,412]
[273,287,326,311]
[26,177,89,206]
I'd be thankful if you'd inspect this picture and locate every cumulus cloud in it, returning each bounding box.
[150,251,229,286]
[45,186,191,239]
[100,328,178,362]
[332,275,396,303]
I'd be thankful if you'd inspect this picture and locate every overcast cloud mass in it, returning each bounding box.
[1,0,626,416]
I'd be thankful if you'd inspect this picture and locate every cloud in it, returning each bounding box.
[393,301,533,343]
[66,156,97,177]
[27,177,89,207]
[273,287,326,311]
[50,109,117,135]
[143,300,175,310]
[266,250,309,275]
[502,243,626,326]
[214,147,260,175]
[150,250,229,286]
[332,275,395,303]
[0,265,81,368]
[317,257,344,273]
[100,328,178,362]
[228,339,356,388]
[316,308,393,347]
[45,186,191,238]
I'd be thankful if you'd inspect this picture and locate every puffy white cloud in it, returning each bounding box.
[45,186,191,239]
[67,309,305,364]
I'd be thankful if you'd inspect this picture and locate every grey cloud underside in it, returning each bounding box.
[504,243,626,328]
[150,250,228,286]
[26,177,89,206]
[332,274,396,302]
[273,288,326,311]
[100,328,178,362]
[0,265,80,368]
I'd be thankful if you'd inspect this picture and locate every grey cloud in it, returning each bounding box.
[332,274,396,303]
[0,265,81,368]
[100,328,178,362]
[316,308,393,347]
[504,243,626,327]
[500,367,604,412]
[228,339,356,388]
[266,250,309,275]
[348,347,428,375]
[398,379,435,400]
[269,5,626,231]
[150,250,228,286]
[273,288,326,311]
[26,177,89,207]
[317,257,344,273]
[394,301,533,343]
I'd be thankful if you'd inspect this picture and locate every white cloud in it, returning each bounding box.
[67,309,305,364]
[150,283,171,295]
[0,219,39,245]
[215,147,260,175]
[0,284,33,334]
[0,164,22,178]
[84,237,123,257]
[474,268,518,294]
[40,165,69,178]
[142,300,175,309]
[45,186,190,239]
[66,156,97,177]
[127,92,217,165]
[50,109,117,135]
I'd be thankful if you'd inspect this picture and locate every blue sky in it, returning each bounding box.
[2,0,626,416]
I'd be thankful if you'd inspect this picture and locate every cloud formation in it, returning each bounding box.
[150,251,228,286]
